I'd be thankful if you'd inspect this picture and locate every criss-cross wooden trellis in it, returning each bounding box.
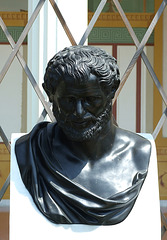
[0,0,167,227]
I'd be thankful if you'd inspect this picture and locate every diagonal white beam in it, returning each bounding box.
[141,54,167,106]
[0,17,55,122]
[37,101,52,123]
[0,174,10,201]
[38,0,106,118]
[113,0,167,107]
[49,0,77,45]
[37,109,48,123]
[79,0,107,45]
[0,126,10,154]
[113,0,167,105]
[153,108,167,139]
[0,0,46,85]
[113,0,167,138]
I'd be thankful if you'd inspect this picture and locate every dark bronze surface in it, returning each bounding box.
[15,46,151,225]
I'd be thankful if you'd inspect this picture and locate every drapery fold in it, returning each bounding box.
[15,122,147,225]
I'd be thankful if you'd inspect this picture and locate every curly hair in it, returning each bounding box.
[43,45,120,102]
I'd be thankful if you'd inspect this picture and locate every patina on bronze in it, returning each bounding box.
[15,46,151,225]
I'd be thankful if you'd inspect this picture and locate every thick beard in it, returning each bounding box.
[53,101,112,142]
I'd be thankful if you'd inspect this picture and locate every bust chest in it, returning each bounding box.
[73,153,139,198]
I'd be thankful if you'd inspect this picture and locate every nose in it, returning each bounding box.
[74,99,85,117]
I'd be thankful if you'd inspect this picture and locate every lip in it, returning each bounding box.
[71,120,92,129]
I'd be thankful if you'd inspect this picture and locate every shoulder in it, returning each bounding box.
[15,121,58,175]
[115,127,151,171]
[16,121,55,144]
[15,121,57,159]
[15,122,40,150]
[115,127,151,149]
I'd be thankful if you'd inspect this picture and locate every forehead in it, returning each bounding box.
[56,73,104,96]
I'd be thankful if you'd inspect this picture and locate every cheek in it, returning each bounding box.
[56,98,75,115]
[92,106,105,117]
[85,101,106,117]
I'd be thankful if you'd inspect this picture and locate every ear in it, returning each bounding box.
[110,88,117,99]
[42,83,54,103]
[111,80,120,99]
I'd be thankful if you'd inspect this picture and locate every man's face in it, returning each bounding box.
[52,73,112,141]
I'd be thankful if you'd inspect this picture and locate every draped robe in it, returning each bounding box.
[15,122,148,225]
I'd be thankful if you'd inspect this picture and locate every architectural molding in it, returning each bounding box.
[0,26,27,43]
[88,12,154,28]
[88,27,154,44]
[0,12,154,28]
[0,12,28,27]
[157,146,167,160]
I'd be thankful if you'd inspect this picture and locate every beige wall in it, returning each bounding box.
[163,7,167,137]
[92,44,154,133]
[0,45,27,140]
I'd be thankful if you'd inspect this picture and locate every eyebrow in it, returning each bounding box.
[64,86,103,95]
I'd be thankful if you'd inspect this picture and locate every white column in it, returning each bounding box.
[27,0,40,132]
[56,0,88,51]
[116,46,136,132]
[27,0,87,132]
[141,46,154,133]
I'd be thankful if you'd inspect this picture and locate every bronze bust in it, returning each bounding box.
[15,46,151,225]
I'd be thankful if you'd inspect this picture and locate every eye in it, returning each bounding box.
[86,96,97,103]
[58,96,75,108]
[67,96,76,103]
[85,96,102,105]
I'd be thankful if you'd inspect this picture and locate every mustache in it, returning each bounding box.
[53,100,112,126]
[53,106,97,125]
[65,114,97,124]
